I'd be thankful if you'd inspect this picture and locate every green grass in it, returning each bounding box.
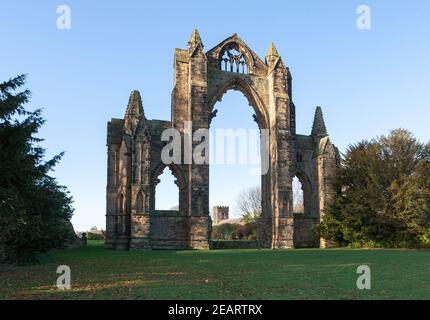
[1,240,430,299]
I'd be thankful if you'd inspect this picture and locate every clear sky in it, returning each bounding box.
[1,0,429,231]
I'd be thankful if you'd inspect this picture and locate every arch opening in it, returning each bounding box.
[209,90,265,241]
[292,177,304,214]
[292,172,312,217]
[154,166,179,211]
[209,78,269,130]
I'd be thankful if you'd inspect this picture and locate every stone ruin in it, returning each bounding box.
[105,31,339,250]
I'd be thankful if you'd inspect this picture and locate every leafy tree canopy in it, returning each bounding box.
[318,129,430,248]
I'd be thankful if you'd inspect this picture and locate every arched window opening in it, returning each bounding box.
[292,176,304,214]
[155,167,179,211]
[220,47,248,74]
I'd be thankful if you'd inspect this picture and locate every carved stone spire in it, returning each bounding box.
[265,42,279,65]
[125,90,143,116]
[188,29,203,51]
[311,106,328,137]
[124,90,144,135]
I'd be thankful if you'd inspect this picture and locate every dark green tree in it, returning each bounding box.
[0,75,74,263]
[318,129,430,247]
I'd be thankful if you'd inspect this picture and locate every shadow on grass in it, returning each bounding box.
[2,241,430,299]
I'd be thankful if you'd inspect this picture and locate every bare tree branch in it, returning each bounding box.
[236,186,262,224]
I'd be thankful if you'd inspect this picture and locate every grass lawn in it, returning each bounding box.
[1,240,430,299]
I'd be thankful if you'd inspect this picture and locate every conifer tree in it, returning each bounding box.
[0,75,74,262]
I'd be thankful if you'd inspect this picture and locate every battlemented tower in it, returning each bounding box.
[212,206,229,225]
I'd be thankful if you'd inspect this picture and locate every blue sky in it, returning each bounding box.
[1,0,429,230]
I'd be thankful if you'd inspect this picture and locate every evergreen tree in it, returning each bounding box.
[0,75,74,262]
[318,129,430,247]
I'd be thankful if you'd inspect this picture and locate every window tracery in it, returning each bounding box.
[220,46,248,74]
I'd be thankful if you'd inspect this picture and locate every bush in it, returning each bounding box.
[233,223,258,240]
[212,222,258,240]
[212,223,237,240]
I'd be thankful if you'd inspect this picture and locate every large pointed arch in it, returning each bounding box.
[208,77,269,129]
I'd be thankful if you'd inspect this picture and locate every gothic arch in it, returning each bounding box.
[151,163,187,191]
[208,77,269,129]
[292,170,312,217]
[217,41,254,64]
[217,41,254,73]
[136,188,145,214]
[150,163,187,213]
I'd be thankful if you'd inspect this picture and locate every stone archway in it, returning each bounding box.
[171,31,296,249]
[208,77,269,130]
[208,83,268,244]
[291,170,320,248]
[293,170,312,217]
[207,74,271,236]
[105,31,339,250]
[150,163,188,214]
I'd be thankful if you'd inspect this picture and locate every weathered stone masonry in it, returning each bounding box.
[105,31,340,250]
